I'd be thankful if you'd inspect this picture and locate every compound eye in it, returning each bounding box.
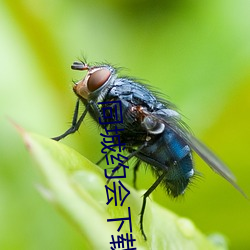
[87,68,111,92]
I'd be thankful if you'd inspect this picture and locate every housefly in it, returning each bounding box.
[52,60,246,240]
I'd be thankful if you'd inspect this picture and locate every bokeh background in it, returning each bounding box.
[1,1,250,249]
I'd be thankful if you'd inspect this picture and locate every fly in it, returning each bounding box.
[52,60,246,240]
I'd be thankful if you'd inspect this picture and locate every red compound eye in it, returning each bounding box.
[87,68,111,92]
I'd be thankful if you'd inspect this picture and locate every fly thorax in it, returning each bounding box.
[154,109,181,120]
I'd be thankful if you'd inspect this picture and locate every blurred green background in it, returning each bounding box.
[1,0,250,249]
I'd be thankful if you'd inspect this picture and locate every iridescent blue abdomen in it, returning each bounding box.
[137,128,193,197]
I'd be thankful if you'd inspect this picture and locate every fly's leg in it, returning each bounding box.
[96,150,113,165]
[88,100,106,124]
[52,99,89,141]
[105,144,146,184]
[52,99,104,141]
[133,160,141,189]
[140,172,167,240]
[96,154,107,165]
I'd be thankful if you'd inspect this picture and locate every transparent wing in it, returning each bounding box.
[149,110,247,198]
[169,121,247,198]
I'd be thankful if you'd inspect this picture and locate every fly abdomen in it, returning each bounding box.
[166,129,192,163]
[163,152,193,196]
[163,129,194,196]
[137,128,194,197]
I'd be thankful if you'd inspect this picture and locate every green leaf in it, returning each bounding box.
[19,127,227,250]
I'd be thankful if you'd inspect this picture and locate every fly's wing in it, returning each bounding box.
[151,110,247,198]
[183,132,248,197]
[172,124,247,198]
